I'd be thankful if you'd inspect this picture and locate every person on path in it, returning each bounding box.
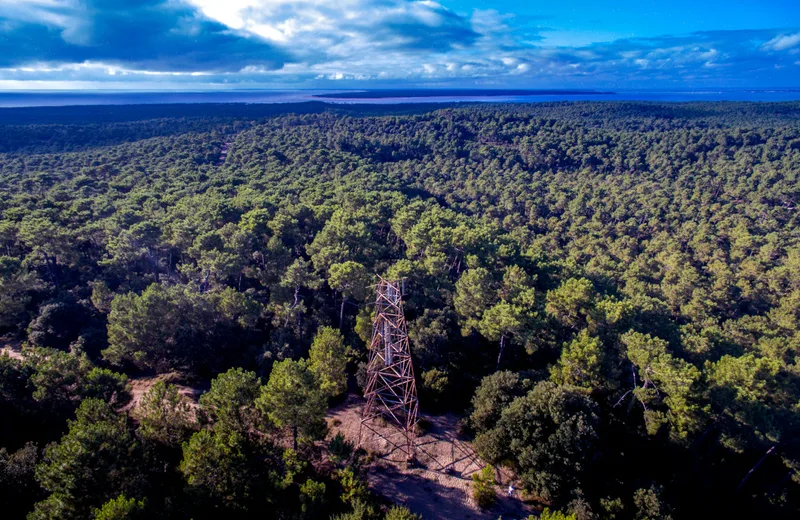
[508,484,514,497]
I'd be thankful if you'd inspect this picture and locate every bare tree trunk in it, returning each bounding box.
[737,445,776,492]
[150,252,159,283]
[768,470,794,496]
[496,334,506,370]
[339,298,346,330]
[46,255,59,289]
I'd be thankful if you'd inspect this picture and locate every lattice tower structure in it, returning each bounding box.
[360,277,419,460]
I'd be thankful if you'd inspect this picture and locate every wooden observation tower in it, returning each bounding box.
[359,277,419,461]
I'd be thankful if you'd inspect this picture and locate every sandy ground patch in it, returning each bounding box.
[125,372,204,417]
[326,395,534,520]
[1,338,24,360]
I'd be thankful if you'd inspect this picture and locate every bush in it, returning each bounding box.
[299,479,326,519]
[385,505,422,520]
[329,432,354,462]
[338,467,368,505]
[93,494,145,520]
[471,466,496,509]
[538,508,577,520]
[414,417,432,436]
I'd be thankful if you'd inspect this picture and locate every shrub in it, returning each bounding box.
[385,505,422,520]
[338,467,368,505]
[330,432,354,462]
[537,508,577,520]
[471,466,496,509]
[299,479,326,519]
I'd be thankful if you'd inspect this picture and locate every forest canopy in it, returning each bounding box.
[1,101,799,519]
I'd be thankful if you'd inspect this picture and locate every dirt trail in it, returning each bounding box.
[125,372,204,416]
[216,140,233,166]
[1,339,23,360]
[327,395,534,520]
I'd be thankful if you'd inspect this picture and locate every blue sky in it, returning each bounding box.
[0,0,798,90]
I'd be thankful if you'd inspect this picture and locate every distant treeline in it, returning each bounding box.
[312,89,615,98]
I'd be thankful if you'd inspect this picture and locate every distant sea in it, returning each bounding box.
[0,89,799,108]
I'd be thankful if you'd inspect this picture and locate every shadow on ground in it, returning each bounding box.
[327,394,534,520]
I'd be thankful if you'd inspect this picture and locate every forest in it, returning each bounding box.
[0,100,799,519]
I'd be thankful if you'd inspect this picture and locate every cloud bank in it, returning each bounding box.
[0,0,798,88]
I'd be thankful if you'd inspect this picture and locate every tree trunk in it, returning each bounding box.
[150,252,159,283]
[496,334,506,370]
[339,298,346,330]
[293,424,298,451]
[737,445,776,492]
[46,254,59,289]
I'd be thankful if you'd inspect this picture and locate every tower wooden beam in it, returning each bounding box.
[359,276,419,461]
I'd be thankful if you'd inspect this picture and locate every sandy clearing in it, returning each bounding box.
[326,395,534,520]
[1,339,24,360]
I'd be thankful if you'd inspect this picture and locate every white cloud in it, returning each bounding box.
[1,0,799,88]
[761,33,800,51]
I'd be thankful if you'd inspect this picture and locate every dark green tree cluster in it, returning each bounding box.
[1,101,799,518]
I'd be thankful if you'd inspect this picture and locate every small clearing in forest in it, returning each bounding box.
[125,372,205,416]
[0,338,24,360]
[326,395,535,520]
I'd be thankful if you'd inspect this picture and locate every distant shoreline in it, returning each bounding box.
[0,89,799,110]
[313,89,615,99]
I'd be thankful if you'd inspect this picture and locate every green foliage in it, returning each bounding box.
[20,348,130,418]
[550,330,605,391]
[600,496,625,519]
[471,466,496,509]
[281,448,308,487]
[328,261,371,327]
[179,429,253,509]
[82,368,130,405]
[536,508,577,520]
[705,353,786,451]
[0,442,40,518]
[105,284,259,373]
[199,367,262,437]
[26,297,91,351]
[92,494,145,520]
[299,479,326,519]
[0,256,42,330]
[331,499,379,520]
[136,381,195,447]
[621,331,703,438]
[308,326,348,398]
[337,467,369,506]
[257,358,326,449]
[454,268,496,332]
[545,278,596,330]
[420,367,450,407]
[473,381,600,504]
[384,505,422,520]
[3,103,800,518]
[470,370,526,433]
[26,348,91,406]
[32,399,140,519]
[633,485,673,520]
[329,432,354,462]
